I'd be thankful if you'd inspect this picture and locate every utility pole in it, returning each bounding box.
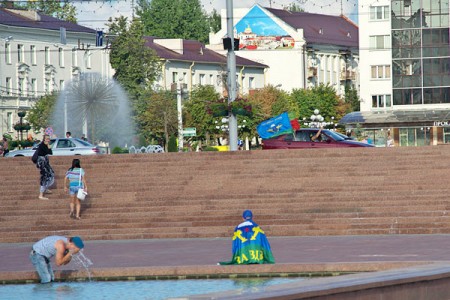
[177,79,184,152]
[226,0,238,151]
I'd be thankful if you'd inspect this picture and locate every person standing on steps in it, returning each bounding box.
[35,134,54,200]
[64,158,87,220]
[29,235,84,283]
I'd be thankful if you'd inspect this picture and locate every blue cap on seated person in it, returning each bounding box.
[243,210,253,220]
[71,236,84,249]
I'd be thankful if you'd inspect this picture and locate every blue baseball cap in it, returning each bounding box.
[71,236,84,249]
[243,210,253,220]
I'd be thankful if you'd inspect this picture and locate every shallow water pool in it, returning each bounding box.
[0,277,305,300]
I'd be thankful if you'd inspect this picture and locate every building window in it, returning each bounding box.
[399,127,431,147]
[17,44,24,62]
[45,79,50,93]
[444,128,450,144]
[172,72,178,83]
[5,77,11,95]
[372,95,392,108]
[60,80,65,91]
[31,78,37,97]
[72,48,77,66]
[30,45,36,65]
[59,48,64,67]
[45,47,50,64]
[370,5,389,20]
[371,65,391,79]
[7,112,13,132]
[369,35,390,50]
[199,74,205,85]
[18,78,25,96]
[5,43,11,64]
[85,50,91,69]
[249,77,254,89]
[209,74,213,85]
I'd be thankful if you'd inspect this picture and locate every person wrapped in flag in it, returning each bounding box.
[220,210,275,265]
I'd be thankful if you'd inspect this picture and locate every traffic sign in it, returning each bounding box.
[183,127,196,137]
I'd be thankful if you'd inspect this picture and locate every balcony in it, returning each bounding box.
[307,67,317,78]
[340,70,356,81]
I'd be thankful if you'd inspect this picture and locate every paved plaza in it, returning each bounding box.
[1,234,450,283]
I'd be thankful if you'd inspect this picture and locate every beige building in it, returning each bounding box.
[0,7,113,139]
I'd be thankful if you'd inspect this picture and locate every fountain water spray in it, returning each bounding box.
[71,250,93,281]
[52,72,135,148]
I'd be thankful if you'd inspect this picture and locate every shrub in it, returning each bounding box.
[168,135,177,152]
[112,146,125,154]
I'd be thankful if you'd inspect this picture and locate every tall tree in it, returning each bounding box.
[108,17,161,104]
[183,85,220,142]
[208,9,221,34]
[138,90,178,150]
[108,16,162,141]
[344,85,360,112]
[136,0,210,43]
[24,0,77,23]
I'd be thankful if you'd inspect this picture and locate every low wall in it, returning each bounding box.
[192,263,450,300]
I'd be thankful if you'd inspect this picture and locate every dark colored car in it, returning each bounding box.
[261,128,375,149]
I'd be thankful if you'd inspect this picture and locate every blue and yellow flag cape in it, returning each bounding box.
[219,220,275,265]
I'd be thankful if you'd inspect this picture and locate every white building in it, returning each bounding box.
[342,0,450,147]
[145,37,267,96]
[0,7,113,139]
[207,4,359,95]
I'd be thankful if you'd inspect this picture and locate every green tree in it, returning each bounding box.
[136,0,210,43]
[291,84,347,126]
[208,9,221,34]
[108,17,161,104]
[344,85,360,112]
[247,85,293,118]
[137,90,178,150]
[27,92,58,133]
[168,135,177,152]
[283,2,304,12]
[183,85,220,143]
[23,0,77,23]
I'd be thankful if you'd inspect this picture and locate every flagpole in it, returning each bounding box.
[226,0,238,151]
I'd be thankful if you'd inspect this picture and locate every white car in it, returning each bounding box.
[5,138,102,157]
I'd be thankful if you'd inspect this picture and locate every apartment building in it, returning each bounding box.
[208,4,359,95]
[342,0,450,146]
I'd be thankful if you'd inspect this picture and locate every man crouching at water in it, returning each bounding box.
[29,236,84,283]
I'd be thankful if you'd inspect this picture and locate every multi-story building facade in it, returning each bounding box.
[343,0,450,147]
[0,7,112,139]
[145,37,267,96]
[207,4,359,96]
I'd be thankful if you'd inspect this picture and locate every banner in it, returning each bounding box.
[256,112,293,139]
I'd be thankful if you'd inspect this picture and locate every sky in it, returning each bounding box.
[74,0,358,30]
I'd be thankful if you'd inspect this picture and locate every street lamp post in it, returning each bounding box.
[226,0,238,151]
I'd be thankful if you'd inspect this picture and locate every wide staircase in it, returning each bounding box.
[1,146,450,243]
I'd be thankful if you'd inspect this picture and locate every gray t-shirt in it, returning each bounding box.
[33,236,67,258]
